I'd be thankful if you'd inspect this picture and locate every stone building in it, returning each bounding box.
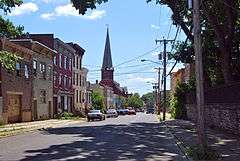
[11,39,55,120]
[53,38,74,113]
[0,38,33,123]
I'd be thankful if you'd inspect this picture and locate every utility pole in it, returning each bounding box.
[193,0,207,149]
[156,38,174,121]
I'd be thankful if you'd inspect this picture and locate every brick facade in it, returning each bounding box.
[0,39,33,123]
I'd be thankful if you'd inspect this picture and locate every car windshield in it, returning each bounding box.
[90,110,100,113]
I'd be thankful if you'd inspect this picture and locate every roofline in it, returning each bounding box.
[10,39,57,54]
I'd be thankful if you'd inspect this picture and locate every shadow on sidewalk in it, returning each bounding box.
[20,122,186,161]
[165,120,240,161]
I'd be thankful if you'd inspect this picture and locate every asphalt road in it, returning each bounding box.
[0,113,187,161]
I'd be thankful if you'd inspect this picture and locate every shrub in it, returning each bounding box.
[170,78,196,119]
[0,119,5,126]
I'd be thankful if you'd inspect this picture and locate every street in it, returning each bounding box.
[0,113,186,161]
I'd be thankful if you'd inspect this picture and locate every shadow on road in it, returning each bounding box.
[20,122,185,161]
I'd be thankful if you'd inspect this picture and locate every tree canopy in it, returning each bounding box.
[126,93,144,109]
[91,90,105,111]
[0,0,24,70]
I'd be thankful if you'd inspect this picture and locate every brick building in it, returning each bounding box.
[67,43,90,114]
[11,39,55,120]
[53,38,74,113]
[0,38,33,123]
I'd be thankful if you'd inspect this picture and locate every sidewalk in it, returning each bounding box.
[165,119,240,161]
[0,119,85,138]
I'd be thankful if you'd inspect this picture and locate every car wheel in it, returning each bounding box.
[87,118,90,122]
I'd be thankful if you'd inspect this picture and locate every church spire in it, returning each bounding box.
[102,27,113,69]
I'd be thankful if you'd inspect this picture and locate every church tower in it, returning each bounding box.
[101,28,114,81]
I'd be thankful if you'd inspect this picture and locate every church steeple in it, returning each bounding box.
[101,27,114,81]
[102,28,113,69]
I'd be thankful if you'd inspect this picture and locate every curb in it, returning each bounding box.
[162,121,193,161]
[0,119,85,139]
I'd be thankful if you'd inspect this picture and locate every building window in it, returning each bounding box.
[24,64,29,79]
[76,90,78,103]
[59,53,62,68]
[76,73,78,86]
[80,58,82,69]
[80,75,82,86]
[64,75,67,88]
[40,90,46,104]
[53,73,57,86]
[73,56,75,68]
[16,62,21,76]
[64,56,67,69]
[59,74,61,86]
[69,58,72,70]
[33,60,37,76]
[79,91,82,103]
[48,66,52,81]
[76,56,79,69]
[40,63,46,79]
[73,73,75,85]
[53,55,56,65]
[69,78,72,88]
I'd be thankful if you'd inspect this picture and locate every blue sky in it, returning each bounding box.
[4,0,186,95]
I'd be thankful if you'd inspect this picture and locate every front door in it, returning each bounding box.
[7,94,21,123]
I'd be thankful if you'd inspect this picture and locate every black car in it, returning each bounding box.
[146,108,155,114]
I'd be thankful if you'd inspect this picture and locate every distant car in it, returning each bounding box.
[123,109,129,115]
[106,109,118,118]
[146,108,155,114]
[117,109,129,115]
[128,109,136,115]
[87,110,106,121]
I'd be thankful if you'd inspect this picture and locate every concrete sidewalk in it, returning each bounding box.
[165,119,240,161]
[0,119,85,138]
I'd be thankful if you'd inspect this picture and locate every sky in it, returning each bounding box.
[3,0,186,95]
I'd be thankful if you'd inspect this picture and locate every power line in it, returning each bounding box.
[114,46,160,68]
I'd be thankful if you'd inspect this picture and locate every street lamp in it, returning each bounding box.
[141,59,162,65]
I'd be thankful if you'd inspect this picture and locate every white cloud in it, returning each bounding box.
[151,24,160,30]
[9,2,38,16]
[41,4,106,20]
[128,75,156,84]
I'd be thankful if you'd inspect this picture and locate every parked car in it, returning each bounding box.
[117,109,129,115]
[146,108,155,114]
[87,110,106,121]
[123,109,129,115]
[106,109,118,118]
[128,109,136,115]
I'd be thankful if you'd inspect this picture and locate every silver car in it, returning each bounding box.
[106,109,118,118]
[87,110,106,121]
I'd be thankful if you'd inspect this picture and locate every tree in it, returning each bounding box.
[126,93,144,109]
[91,90,105,111]
[141,92,155,107]
[0,0,24,70]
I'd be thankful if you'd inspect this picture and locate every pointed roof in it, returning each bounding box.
[102,28,113,69]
